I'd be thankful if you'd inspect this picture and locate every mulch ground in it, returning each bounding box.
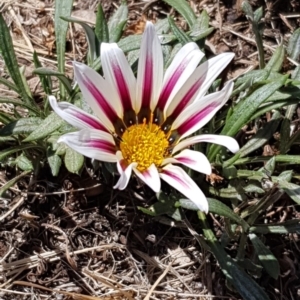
[0,0,299,299]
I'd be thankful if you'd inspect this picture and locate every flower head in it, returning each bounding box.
[49,22,239,213]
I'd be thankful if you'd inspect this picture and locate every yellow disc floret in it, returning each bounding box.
[120,120,169,172]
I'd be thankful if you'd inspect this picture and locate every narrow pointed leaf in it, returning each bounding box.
[0,144,43,161]
[0,117,43,136]
[197,212,270,300]
[23,113,65,142]
[108,1,128,43]
[287,28,300,61]
[61,16,97,62]
[209,76,287,160]
[250,219,300,234]
[95,4,109,43]
[168,16,192,45]
[0,97,40,115]
[279,181,300,204]
[33,68,72,95]
[55,0,73,99]
[162,0,196,28]
[265,44,285,73]
[249,233,280,279]
[33,51,51,94]
[0,14,33,105]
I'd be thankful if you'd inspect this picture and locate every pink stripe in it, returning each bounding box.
[141,56,153,108]
[82,75,118,123]
[112,63,133,111]
[170,79,203,120]
[73,111,107,131]
[89,140,116,153]
[163,170,189,189]
[157,58,191,110]
[177,104,217,136]
[177,157,194,164]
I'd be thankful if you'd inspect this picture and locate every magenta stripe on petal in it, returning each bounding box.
[177,103,217,135]
[176,157,195,164]
[82,75,118,123]
[141,56,153,108]
[157,58,191,110]
[88,140,116,153]
[162,169,189,189]
[170,79,203,120]
[112,63,133,111]
[72,111,107,131]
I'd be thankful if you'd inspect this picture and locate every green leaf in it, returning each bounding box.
[33,51,51,95]
[47,149,62,176]
[95,4,109,44]
[265,44,285,73]
[278,170,293,182]
[209,76,287,160]
[162,0,196,28]
[0,111,15,125]
[23,113,65,142]
[287,28,300,61]
[279,181,300,204]
[55,0,73,99]
[0,144,43,162]
[0,170,31,197]
[224,76,286,136]
[16,154,33,171]
[208,198,249,231]
[224,111,281,167]
[250,219,300,234]
[0,13,34,105]
[64,147,84,174]
[233,154,300,166]
[242,1,254,20]
[197,211,270,300]
[61,16,97,63]
[0,97,40,115]
[280,118,291,154]
[253,7,263,23]
[261,156,276,175]
[168,16,192,45]
[0,76,18,93]
[108,1,128,43]
[33,68,72,95]
[249,233,280,279]
[190,10,213,46]
[178,198,249,231]
[0,117,43,136]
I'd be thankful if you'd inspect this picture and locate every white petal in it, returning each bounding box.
[160,164,208,213]
[173,134,240,154]
[73,62,120,131]
[58,129,117,162]
[101,43,137,114]
[156,43,204,113]
[162,149,212,175]
[133,164,161,192]
[49,96,107,131]
[114,152,137,190]
[136,22,164,112]
[193,52,235,102]
[172,81,234,139]
[166,52,234,119]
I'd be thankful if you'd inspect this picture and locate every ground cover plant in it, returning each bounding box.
[0,0,300,299]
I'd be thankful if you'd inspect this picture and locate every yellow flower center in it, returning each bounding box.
[120,119,169,172]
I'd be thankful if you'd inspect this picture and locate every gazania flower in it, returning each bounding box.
[49,22,239,213]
